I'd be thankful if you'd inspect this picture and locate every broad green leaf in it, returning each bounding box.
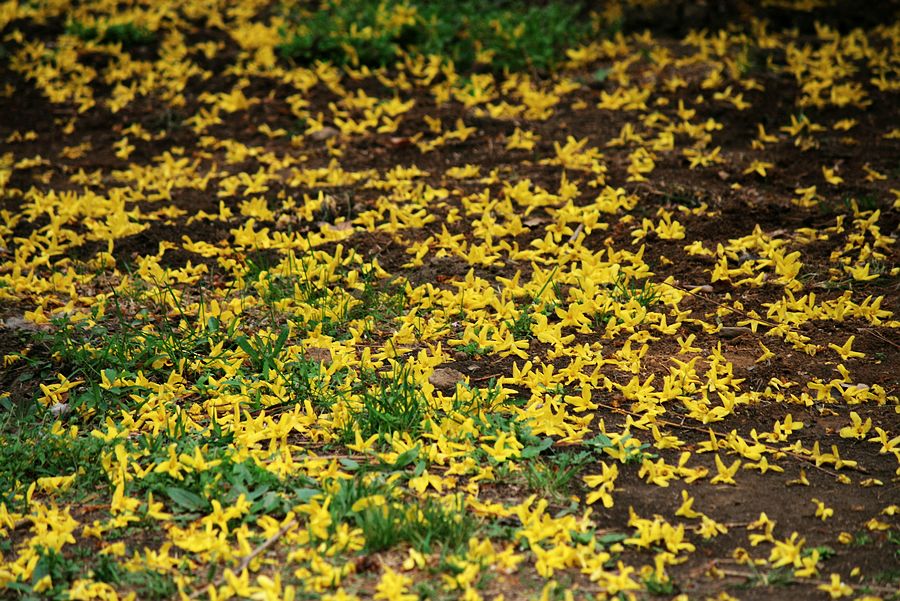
[165,487,207,512]
[392,446,420,468]
[521,437,553,458]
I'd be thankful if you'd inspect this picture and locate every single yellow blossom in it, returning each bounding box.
[811,498,834,521]
[817,573,853,598]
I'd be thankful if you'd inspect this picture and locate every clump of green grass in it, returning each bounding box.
[358,495,476,552]
[282,355,348,412]
[522,450,593,500]
[0,419,109,509]
[330,475,476,553]
[244,252,330,306]
[66,20,156,47]
[234,325,290,381]
[24,301,212,422]
[7,546,177,601]
[643,573,679,596]
[504,266,560,340]
[611,273,661,307]
[586,273,661,329]
[277,0,594,72]
[344,362,427,442]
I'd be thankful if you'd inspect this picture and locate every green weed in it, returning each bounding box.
[29,286,215,403]
[455,340,493,358]
[450,379,507,419]
[852,532,872,546]
[0,421,108,509]
[643,574,679,595]
[245,252,329,306]
[281,355,348,412]
[888,530,900,558]
[611,273,661,308]
[805,545,836,560]
[67,21,155,47]
[234,326,290,381]
[14,547,81,600]
[102,23,155,46]
[504,266,560,341]
[114,569,178,600]
[277,0,593,72]
[348,274,406,326]
[6,546,177,601]
[586,273,661,328]
[584,431,654,464]
[522,451,592,499]
[873,567,900,585]
[355,495,476,553]
[343,362,427,442]
[328,473,389,523]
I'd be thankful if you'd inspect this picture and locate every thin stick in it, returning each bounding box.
[567,223,584,245]
[683,521,751,532]
[593,401,853,477]
[713,566,900,594]
[472,373,502,382]
[662,281,779,329]
[858,327,900,350]
[236,518,297,573]
[189,518,298,599]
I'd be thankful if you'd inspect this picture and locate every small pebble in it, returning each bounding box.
[718,326,751,339]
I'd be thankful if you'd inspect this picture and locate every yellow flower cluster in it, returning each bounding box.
[0,1,897,600]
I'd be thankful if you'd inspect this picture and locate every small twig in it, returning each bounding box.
[858,327,900,350]
[712,565,900,595]
[472,373,502,382]
[594,401,852,477]
[235,518,297,573]
[683,521,751,532]
[300,453,368,461]
[662,281,779,329]
[567,223,584,245]
[293,452,450,471]
[190,518,298,599]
